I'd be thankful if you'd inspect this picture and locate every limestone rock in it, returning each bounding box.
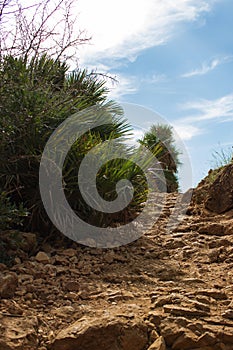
[61,248,77,257]
[0,316,38,350]
[205,164,233,213]
[171,330,198,350]
[64,281,79,292]
[51,306,75,317]
[196,332,216,347]
[1,182,233,349]
[195,289,227,300]
[148,336,166,350]
[107,291,134,303]
[21,233,37,252]
[51,315,148,350]
[160,323,184,346]
[148,312,162,328]
[163,305,209,317]
[223,309,233,319]
[0,272,18,298]
[198,223,226,236]
[35,251,51,264]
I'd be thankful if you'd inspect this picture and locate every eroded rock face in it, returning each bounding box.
[205,164,233,213]
[188,163,233,216]
[0,315,38,350]
[51,315,148,350]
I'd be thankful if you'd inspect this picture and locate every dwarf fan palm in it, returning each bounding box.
[0,55,149,234]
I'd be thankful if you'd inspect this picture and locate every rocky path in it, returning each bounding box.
[0,192,233,350]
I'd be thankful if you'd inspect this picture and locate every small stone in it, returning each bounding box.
[104,251,115,264]
[172,331,198,350]
[196,332,216,347]
[21,232,37,252]
[148,336,166,350]
[193,301,210,312]
[160,323,184,346]
[195,289,227,300]
[182,278,206,284]
[150,330,160,342]
[208,248,222,263]
[198,223,226,236]
[163,305,209,317]
[51,306,75,317]
[25,293,34,300]
[153,294,182,307]
[62,249,77,257]
[8,302,24,315]
[65,281,79,292]
[0,272,18,298]
[55,255,68,265]
[222,309,233,319]
[14,257,21,264]
[218,327,233,343]
[0,263,7,271]
[35,251,51,264]
[108,291,134,303]
[148,312,162,327]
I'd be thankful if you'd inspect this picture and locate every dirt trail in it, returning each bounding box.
[0,191,233,350]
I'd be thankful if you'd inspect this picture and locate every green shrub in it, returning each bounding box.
[0,55,149,233]
[0,191,29,265]
[0,191,28,231]
[138,124,181,192]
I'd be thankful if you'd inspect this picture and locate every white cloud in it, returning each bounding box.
[107,75,139,100]
[77,0,213,67]
[106,73,166,99]
[172,93,233,141]
[182,56,233,77]
[74,0,219,99]
[172,124,202,140]
[180,93,233,122]
[141,74,167,84]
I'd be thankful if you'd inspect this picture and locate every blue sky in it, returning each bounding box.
[77,0,233,190]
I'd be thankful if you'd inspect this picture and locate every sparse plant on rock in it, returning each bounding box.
[211,146,233,169]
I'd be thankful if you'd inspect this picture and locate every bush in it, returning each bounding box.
[0,55,149,234]
[0,191,29,266]
[138,124,181,192]
[0,191,28,231]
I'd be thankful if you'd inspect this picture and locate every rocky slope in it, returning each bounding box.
[0,164,233,350]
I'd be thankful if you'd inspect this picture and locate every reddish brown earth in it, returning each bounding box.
[0,164,233,350]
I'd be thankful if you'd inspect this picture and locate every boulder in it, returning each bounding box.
[51,315,148,350]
